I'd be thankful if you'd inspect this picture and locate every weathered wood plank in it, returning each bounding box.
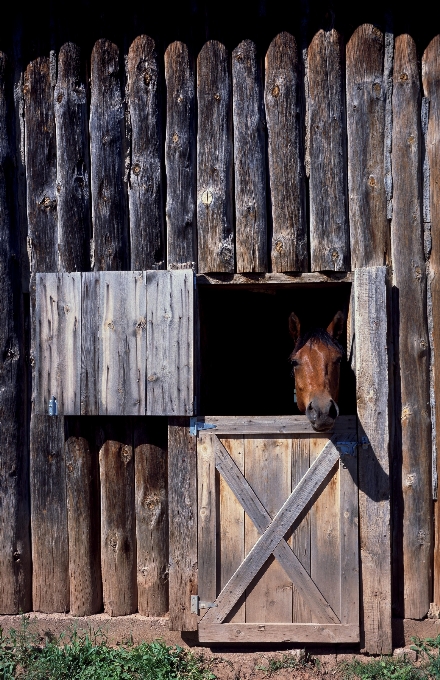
[232,40,267,273]
[197,272,353,285]
[127,36,164,270]
[202,414,356,435]
[0,52,31,613]
[98,419,137,616]
[355,266,391,652]
[346,25,389,268]
[392,34,432,619]
[203,439,340,624]
[308,29,349,271]
[339,443,359,627]
[98,271,146,416]
[90,39,128,271]
[165,42,196,270]
[134,417,168,616]
[265,33,307,272]
[35,273,81,415]
[168,418,198,631]
[55,43,91,273]
[244,436,292,622]
[80,272,100,415]
[197,41,234,273]
[146,270,194,416]
[291,436,311,622]
[198,432,217,607]
[65,418,102,615]
[422,36,440,609]
[198,623,360,644]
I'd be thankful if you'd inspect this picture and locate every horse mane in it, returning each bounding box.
[293,327,345,356]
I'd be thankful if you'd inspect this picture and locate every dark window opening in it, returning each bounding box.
[198,284,356,416]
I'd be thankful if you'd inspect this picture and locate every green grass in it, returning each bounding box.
[256,651,318,676]
[0,616,216,680]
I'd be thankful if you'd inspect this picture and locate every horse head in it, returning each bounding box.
[288,310,346,432]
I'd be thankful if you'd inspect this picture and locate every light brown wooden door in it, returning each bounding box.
[196,415,359,643]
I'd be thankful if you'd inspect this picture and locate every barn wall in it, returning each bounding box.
[0,0,439,641]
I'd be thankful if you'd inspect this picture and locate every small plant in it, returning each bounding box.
[256,651,318,676]
[411,635,440,679]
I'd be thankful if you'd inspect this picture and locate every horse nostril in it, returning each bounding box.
[306,402,317,422]
[328,400,339,420]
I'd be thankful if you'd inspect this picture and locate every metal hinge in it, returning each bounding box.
[191,595,217,615]
[189,418,217,436]
[336,436,369,456]
[48,396,58,416]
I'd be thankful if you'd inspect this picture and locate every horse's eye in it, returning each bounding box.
[291,359,299,367]
[335,356,342,364]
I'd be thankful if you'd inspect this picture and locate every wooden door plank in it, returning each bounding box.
[346,25,389,268]
[339,445,359,627]
[204,438,340,624]
[80,272,100,415]
[219,437,245,623]
[244,436,292,623]
[292,436,312,622]
[127,36,164,271]
[265,32,307,272]
[203,414,356,435]
[197,41,234,273]
[165,41,196,270]
[98,271,146,416]
[198,623,359,644]
[355,266,391,652]
[35,272,81,415]
[232,40,267,273]
[146,270,194,416]
[198,432,217,606]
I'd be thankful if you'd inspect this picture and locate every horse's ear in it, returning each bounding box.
[327,310,346,340]
[289,312,301,343]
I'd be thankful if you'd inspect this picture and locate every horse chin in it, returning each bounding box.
[310,421,335,433]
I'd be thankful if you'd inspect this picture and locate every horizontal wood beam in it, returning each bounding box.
[198,623,360,643]
[197,272,353,286]
[201,414,356,435]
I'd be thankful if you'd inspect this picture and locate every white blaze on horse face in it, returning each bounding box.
[292,340,342,416]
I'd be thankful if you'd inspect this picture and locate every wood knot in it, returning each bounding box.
[201,189,213,206]
[39,196,57,212]
[331,249,339,261]
[144,71,152,85]
[120,445,132,465]
[271,84,280,98]
[408,135,415,146]
[147,373,159,382]
[214,92,221,101]
[235,52,243,61]
[399,73,408,81]
[132,164,141,176]
[108,533,118,552]
[372,26,382,37]
[368,175,376,187]
[56,92,63,103]
[177,95,183,103]
[373,82,381,96]
[172,132,179,143]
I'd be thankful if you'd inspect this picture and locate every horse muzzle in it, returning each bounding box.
[306,398,339,432]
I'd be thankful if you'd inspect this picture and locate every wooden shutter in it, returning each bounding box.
[34,269,194,416]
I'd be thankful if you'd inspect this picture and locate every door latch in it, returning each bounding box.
[336,436,370,456]
[190,595,217,614]
[189,418,217,436]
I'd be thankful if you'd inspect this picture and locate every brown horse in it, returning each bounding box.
[289,310,346,432]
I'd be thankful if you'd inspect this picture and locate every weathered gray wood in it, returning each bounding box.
[202,414,356,435]
[98,419,137,616]
[127,36,164,270]
[25,56,69,613]
[80,272,100,415]
[65,418,102,615]
[197,41,234,273]
[355,266,391,652]
[198,623,359,643]
[265,33,307,272]
[0,51,31,614]
[165,42,196,270]
[55,43,91,273]
[198,433,217,607]
[339,443,359,627]
[90,40,128,271]
[146,270,194,416]
[291,437,311,622]
[392,35,432,619]
[168,418,198,631]
[232,40,267,273]
[197,272,353,285]
[422,36,440,608]
[202,439,340,624]
[134,417,168,615]
[35,272,81,415]
[308,29,349,271]
[213,435,338,624]
[346,25,389,268]
[98,271,146,415]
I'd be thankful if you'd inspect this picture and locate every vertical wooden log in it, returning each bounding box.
[355,266,392,654]
[0,52,31,614]
[392,34,432,619]
[308,29,349,271]
[265,33,307,273]
[232,40,267,273]
[134,418,168,616]
[197,41,234,273]
[168,418,197,630]
[346,25,389,268]
[25,57,69,612]
[127,36,164,270]
[55,43,91,273]
[98,419,137,616]
[422,37,440,607]
[165,42,196,270]
[90,40,128,271]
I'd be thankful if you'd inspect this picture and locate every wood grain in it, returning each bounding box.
[198,432,217,606]
[127,36,164,270]
[265,33,307,272]
[165,42,196,269]
[308,29,349,271]
[80,272,100,415]
[202,414,356,435]
[90,40,128,271]
[198,623,359,643]
[392,34,432,619]
[232,40,267,273]
[346,25,389,268]
[197,41,234,273]
[291,436,311,622]
[197,272,353,285]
